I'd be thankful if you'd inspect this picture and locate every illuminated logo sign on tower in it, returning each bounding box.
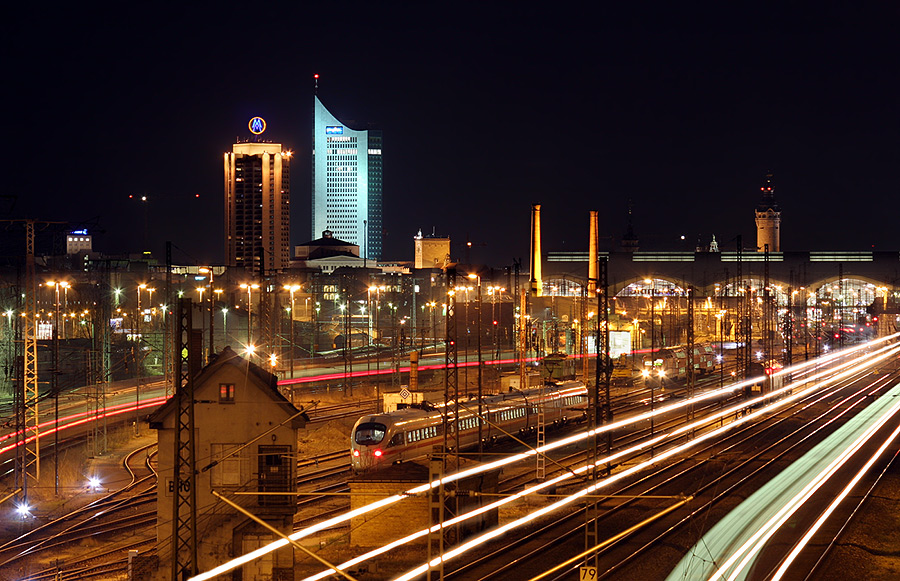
[325,125,344,135]
[248,116,266,135]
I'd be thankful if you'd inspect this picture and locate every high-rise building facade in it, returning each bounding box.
[224,120,291,272]
[312,96,383,261]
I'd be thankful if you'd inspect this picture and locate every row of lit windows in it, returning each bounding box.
[495,407,526,421]
[328,149,358,155]
[407,425,439,443]
[326,136,357,142]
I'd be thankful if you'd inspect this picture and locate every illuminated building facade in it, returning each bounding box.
[414,229,450,269]
[312,96,383,261]
[224,122,291,273]
[66,230,92,254]
[755,172,781,252]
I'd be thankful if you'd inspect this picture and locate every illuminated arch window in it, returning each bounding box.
[617,278,685,297]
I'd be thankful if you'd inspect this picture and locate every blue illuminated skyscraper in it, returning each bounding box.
[312,96,383,260]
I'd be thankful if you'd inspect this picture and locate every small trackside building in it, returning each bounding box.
[149,346,307,581]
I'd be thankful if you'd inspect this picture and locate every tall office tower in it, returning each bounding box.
[755,172,781,252]
[312,96,383,261]
[224,118,292,273]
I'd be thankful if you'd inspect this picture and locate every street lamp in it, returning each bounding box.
[214,288,223,343]
[284,284,301,378]
[195,286,206,354]
[135,283,147,436]
[487,286,505,359]
[221,307,228,341]
[46,280,69,495]
[314,301,321,357]
[240,283,260,347]
[200,267,216,360]
[468,273,484,455]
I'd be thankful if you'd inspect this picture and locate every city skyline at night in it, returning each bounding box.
[4,4,898,267]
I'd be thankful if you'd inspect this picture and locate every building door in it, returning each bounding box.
[241,532,274,580]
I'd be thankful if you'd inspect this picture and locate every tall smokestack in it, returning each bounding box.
[530,204,543,296]
[588,210,598,296]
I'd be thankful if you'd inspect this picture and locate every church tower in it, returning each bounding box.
[755,172,781,252]
[621,199,640,253]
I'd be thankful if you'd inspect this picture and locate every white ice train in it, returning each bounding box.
[641,344,719,380]
[350,381,589,472]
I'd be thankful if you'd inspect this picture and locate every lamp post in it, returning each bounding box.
[487,286,504,360]
[240,283,259,348]
[47,280,68,495]
[135,283,146,436]
[221,307,228,342]
[146,287,156,329]
[284,284,300,378]
[371,285,386,378]
[314,301,321,358]
[200,267,216,360]
[214,288,223,347]
[468,273,483,455]
[196,285,206,354]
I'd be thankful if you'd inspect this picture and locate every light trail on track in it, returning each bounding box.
[667,381,900,581]
[189,336,900,581]
[387,342,900,581]
[0,396,167,455]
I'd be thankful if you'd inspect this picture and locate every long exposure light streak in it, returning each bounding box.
[389,345,900,581]
[705,383,900,581]
[303,346,900,581]
[771,413,900,580]
[188,336,898,581]
[0,396,167,455]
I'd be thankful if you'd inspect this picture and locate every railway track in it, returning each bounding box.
[437,349,900,581]
[0,442,159,578]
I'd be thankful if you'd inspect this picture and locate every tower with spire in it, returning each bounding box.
[621,199,639,253]
[755,172,781,252]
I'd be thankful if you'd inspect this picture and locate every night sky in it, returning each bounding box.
[6,4,899,266]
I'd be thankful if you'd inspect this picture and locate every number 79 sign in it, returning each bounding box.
[579,566,597,580]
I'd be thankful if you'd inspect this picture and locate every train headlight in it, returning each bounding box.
[374,449,383,457]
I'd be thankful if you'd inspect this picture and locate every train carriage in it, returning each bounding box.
[642,343,719,380]
[351,381,588,472]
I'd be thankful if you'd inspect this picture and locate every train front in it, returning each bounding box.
[350,415,390,471]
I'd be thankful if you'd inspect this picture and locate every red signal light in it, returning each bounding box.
[493,320,498,325]
[352,449,360,457]
[373,449,383,457]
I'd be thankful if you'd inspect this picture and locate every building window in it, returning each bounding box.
[258,444,292,506]
[220,383,235,403]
